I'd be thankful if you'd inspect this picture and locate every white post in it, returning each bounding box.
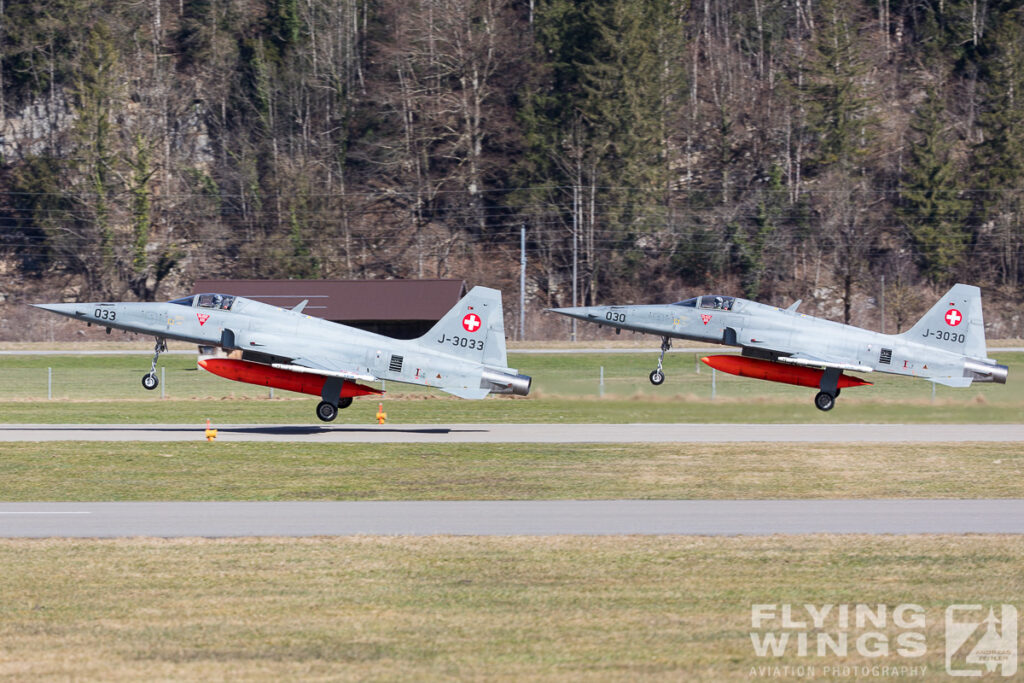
[599,366,604,397]
[711,369,717,401]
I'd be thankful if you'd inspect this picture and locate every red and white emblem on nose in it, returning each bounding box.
[944,308,962,326]
[462,313,481,332]
[197,313,210,326]
[700,313,712,325]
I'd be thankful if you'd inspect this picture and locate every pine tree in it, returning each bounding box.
[897,87,970,284]
[804,0,872,173]
[971,5,1024,286]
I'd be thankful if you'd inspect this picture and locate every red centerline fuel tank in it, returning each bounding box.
[198,357,383,398]
[701,355,872,390]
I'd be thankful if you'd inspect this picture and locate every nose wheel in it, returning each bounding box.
[649,337,671,386]
[141,338,167,390]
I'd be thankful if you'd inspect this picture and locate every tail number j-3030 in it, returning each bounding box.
[920,328,966,344]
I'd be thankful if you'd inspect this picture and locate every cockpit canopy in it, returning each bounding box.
[169,293,236,311]
[672,295,734,310]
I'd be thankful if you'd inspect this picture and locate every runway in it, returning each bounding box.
[1,422,1023,442]
[0,500,1021,537]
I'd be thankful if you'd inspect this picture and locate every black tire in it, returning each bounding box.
[337,396,354,410]
[142,374,159,390]
[649,370,665,386]
[316,401,338,422]
[814,391,835,411]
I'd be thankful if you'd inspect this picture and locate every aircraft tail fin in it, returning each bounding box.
[417,286,509,368]
[901,283,987,358]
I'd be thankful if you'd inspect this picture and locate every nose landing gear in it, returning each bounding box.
[649,337,671,386]
[142,338,167,390]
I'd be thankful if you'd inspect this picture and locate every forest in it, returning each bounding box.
[1,0,1024,338]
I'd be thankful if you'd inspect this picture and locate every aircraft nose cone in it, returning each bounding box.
[546,306,607,321]
[31,303,89,318]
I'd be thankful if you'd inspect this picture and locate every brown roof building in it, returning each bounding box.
[192,279,468,339]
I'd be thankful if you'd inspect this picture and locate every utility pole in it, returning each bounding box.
[571,184,579,342]
[880,274,885,334]
[520,226,526,341]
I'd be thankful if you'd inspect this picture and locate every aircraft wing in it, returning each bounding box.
[776,353,873,373]
[277,358,378,383]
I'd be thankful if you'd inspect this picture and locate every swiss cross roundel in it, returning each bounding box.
[462,313,482,332]
[944,308,962,326]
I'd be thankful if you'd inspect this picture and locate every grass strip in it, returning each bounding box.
[0,441,1021,501]
[3,395,1024,423]
[0,535,1020,680]
[1,351,1022,423]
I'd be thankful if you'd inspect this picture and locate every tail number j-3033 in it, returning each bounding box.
[436,334,485,351]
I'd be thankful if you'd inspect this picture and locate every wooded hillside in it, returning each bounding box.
[2,0,1024,338]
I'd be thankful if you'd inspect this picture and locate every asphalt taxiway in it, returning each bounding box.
[1,422,1022,442]
[0,500,1022,537]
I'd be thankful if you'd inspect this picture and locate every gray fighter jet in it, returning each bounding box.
[33,286,530,421]
[550,284,1007,410]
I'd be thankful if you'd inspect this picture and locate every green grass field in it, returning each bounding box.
[0,350,1022,423]
[0,536,1020,681]
[2,348,1021,680]
[0,441,1021,501]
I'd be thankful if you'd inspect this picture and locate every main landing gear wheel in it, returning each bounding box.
[141,373,159,390]
[649,336,671,386]
[814,391,836,412]
[316,401,339,422]
[337,396,353,410]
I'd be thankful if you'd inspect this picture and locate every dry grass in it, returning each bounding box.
[0,535,1019,681]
